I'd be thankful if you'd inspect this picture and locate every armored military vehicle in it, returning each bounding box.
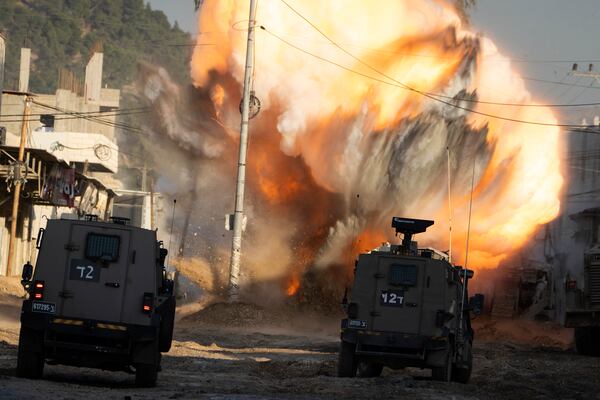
[565,243,600,356]
[339,217,483,382]
[16,215,175,387]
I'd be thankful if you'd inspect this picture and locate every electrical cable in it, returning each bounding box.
[275,0,600,109]
[261,26,599,130]
[522,76,600,90]
[0,109,150,124]
[31,100,144,133]
[0,106,150,119]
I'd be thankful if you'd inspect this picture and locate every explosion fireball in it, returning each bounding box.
[179,0,563,296]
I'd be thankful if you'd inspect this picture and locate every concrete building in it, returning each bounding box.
[0,48,123,276]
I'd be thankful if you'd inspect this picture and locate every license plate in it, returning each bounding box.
[32,301,56,314]
[380,289,404,307]
[348,319,367,329]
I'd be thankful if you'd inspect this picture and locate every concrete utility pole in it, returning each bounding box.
[228,0,257,302]
[7,96,31,276]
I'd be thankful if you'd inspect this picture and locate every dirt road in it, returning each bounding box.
[0,290,599,399]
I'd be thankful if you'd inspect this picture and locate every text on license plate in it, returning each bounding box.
[32,301,56,314]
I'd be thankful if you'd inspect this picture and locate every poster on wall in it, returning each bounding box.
[41,165,75,208]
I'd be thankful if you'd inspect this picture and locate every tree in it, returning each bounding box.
[0,0,192,93]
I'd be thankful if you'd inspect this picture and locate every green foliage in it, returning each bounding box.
[0,0,192,93]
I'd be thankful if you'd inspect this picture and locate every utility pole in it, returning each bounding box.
[228,0,257,302]
[7,96,31,276]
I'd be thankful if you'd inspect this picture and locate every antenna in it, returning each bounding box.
[464,161,475,270]
[446,146,453,263]
[458,159,476,340]
[167,199,176,266]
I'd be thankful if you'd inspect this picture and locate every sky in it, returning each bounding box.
[145,0,600,123]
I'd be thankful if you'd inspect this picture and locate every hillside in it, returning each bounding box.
[0,0,192,93]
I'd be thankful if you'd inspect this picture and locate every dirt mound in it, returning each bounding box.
[0,277,25,298]
[474,317,574,350]
[184,301,288,327]
[171,256,228,295]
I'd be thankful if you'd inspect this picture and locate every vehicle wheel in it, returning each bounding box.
[159,297,176,352]
[16,328,44,379]
[357,361,383,377]
[431,347,453,382]
[452,341,472,384]
[135,363,158,387]
[575,327,600,356]
[338,341,357,377]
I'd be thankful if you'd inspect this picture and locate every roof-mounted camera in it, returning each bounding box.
[391,217,434,252]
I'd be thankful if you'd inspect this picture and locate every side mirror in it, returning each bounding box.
[469,293,484,315]
[459,268,475,279]
[159,248,168,267]
[21,262,33,282]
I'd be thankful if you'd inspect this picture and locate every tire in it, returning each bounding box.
[134,338,160,387]
[135,363,158,387]
[16,328,44,379]
[452,341,473,384]
[575,327,600,356]
[338,341,357,377]
[159,297,176,352]
[357,361,383,378]
[431,347,453,382]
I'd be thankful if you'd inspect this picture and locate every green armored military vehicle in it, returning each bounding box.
[16,215,175,387]
[339,217,483,382]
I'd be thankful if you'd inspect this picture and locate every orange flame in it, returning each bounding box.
[191,1,564,292]
[285,274,301,296]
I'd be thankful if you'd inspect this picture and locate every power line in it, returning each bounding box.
[0,109,150,123]
[523,76,600,90]
[261,25,597,130]
[31,100,144,133]
[265,28,600,66]
[0,106,149,118]
[274,0,600,110]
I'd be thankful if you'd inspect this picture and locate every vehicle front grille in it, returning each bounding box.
[589,264,600,307]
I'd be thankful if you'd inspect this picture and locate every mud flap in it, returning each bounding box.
[132,339,159,365]
[426,347,448,368]
[18,326,45,353]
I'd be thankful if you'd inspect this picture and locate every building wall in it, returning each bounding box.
[1,89,120,143]
[0,202,77,276]
[527,129,600,323]
[14,131,118,173]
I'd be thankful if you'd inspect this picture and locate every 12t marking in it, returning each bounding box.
[380,290,404,307]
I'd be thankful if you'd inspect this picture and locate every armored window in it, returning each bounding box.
[389,264,418,286]
[86,233,120,262]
